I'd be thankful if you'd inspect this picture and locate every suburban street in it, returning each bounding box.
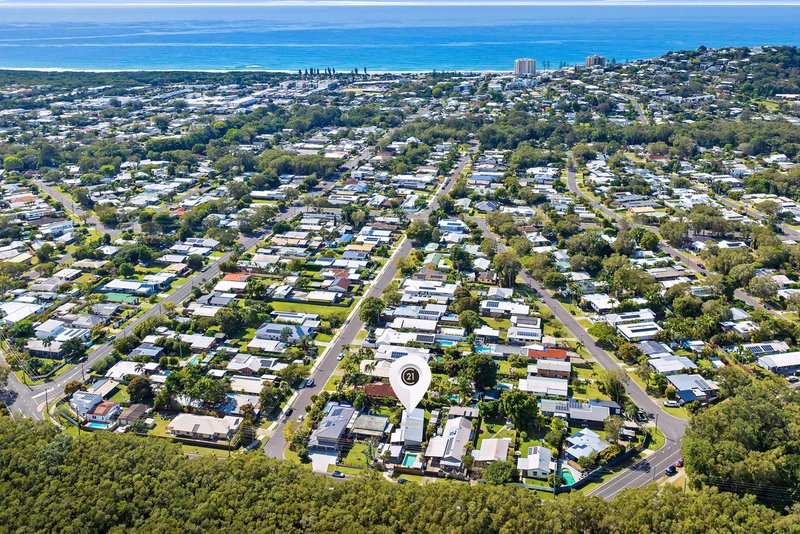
[263,147,474,458]
[471,216,687,499]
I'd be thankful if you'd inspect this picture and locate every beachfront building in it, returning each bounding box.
[514,58,536,76]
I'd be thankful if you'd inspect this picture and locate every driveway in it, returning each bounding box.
[309,451,339,473]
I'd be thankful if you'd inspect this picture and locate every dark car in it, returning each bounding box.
[675,458,684,468]
[397,478,410,484]
[664,465,677,476]
[331,470,346,479]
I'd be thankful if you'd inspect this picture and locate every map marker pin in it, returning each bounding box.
[389,355,431,413]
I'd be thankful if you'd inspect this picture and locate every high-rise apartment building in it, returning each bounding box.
[585,55,607,68]
[514,58,536,76]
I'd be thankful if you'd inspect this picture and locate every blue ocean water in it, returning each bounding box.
[0,6,798,72]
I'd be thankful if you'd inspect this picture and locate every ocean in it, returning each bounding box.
[0,5,798,72]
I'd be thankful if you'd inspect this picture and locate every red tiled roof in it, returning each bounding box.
[526,347,568,360]
[364,382,397,399]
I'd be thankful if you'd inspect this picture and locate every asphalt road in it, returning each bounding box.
[471,216,687,499]
[263,148,474,459]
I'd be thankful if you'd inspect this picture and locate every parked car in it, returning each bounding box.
[664,465,677,476]
[788,375,798,383]
[337,351,345,361]
[675,458,684,468]
[397,478,410,484]
[305,378,315,388]
[331,470,346,478]
[636,411,649,422]
[663,400,679,408]
[284,407,293,419]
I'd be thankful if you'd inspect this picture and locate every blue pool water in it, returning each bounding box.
[439,340,456,348]
[561,468,576,486]
[86,422,111,430]
[476,346,492,353]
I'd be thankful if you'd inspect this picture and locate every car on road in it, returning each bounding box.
[663,400,679,408]
[675,458,684,468]
[337,351,345,361]
[788,375,798,383]
[664,465,677,476]
[636,411,649,422]
[331,470,346,478]
[283,407,293,420]
[304,378,315,388]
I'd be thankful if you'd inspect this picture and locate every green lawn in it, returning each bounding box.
[315,333,334,343]
[108,385,130,404]
[478,418,515,446]
[323,375,341,392]
[328,464,366,476]
[647,427,666,450]
[270,300,353,320]
[181,444,229,458]
[342,444,369,467]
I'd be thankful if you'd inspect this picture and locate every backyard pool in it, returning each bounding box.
[560,467,576,486]
[475,346,492,353]
[438,340,456,348]
[402,453,419,467]
[86,422,111,430]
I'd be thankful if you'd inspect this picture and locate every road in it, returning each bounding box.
[263,147,474,459]
[565,165,781,316]
[471,216,687,499]
[715,195,800,241]
[34,179,122,238]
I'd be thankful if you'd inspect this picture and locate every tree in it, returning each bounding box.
[461,353,497,391]
[2,155,24,172]
[479,237,497,258]
[458,310,481,334]
[216,308,245,337]
[359,296,385,327]
[598,369,629,404]
[61,337,87,362]
[279,326,293,344]
[500,389,538,429]
[492,252,521,287]
[542,271,567,290]
[450,244,472,272]
[63,380,84,397]
[186,254,204,271]
[603,415,623,443]
[659,220,689,248]
[482,460,518,484]
[747,275,778,300]
[617,343,643,364]
[128,376,153,403]
[407,220,433,245]
[639,231,660,251]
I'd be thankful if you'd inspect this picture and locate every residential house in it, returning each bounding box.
[517,446,552,479]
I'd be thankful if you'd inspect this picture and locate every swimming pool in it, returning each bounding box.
[402,453,418,467]
[86,422,111,430]
[475,346,492,353]
[560,467,576,485]
[438,340,456,347]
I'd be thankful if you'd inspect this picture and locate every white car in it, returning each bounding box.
[663,400,679,408]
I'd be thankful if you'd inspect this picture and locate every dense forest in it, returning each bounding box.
[0,418,795,533]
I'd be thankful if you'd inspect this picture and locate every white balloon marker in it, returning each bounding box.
[389,355,431,413]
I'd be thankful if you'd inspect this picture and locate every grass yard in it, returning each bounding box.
[327,464,365,476]
[108,385,130,404]
[647,427,666,450]
[323,375,341,392]
[181,444,229,458]
[478,418,515,447]
[342,443,371,467]
[270,300,353,320]
[315,333,334,343]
